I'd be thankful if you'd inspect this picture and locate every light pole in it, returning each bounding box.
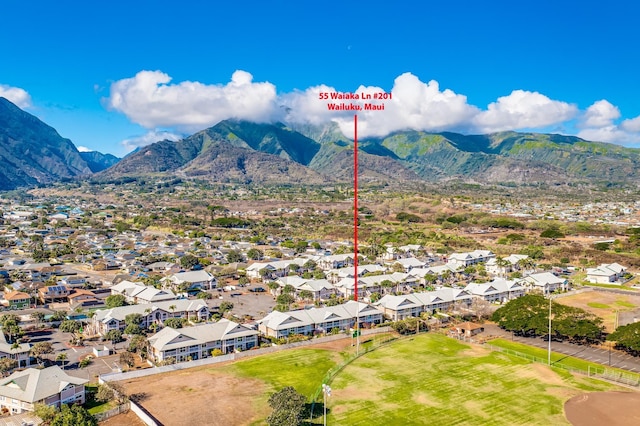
[322,383,331,426]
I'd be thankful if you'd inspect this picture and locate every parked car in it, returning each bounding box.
[249,287,266,293]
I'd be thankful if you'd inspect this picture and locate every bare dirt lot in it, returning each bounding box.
[118,338,354,426]
[564,391,640,426]
[557,290,640,331]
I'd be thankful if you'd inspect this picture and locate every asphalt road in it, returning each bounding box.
[483,323,640,373]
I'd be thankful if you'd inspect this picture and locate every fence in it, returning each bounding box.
[484,343,640,387]
[100,327,392,383]
[308,332,399,423]
[92,402,130,422]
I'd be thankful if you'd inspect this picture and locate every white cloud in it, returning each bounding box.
[576,100,640,145]
[104,70,640,146]
[580,99,620,128]
[282,72,479,139]
[106,70,279,132]
[473,90,578,133]
[120,130,183,153]
[76,146,93,152]
[621,116,640,133]
[0,84,32,108]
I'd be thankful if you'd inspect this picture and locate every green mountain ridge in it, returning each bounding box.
[4,94,640,190]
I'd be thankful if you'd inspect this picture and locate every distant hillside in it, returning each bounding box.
[80,151,120,173]
[0,97,91,190]
[5,97,640,190]
[99,119,640,187]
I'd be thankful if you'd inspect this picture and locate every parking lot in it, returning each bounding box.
[207,288,276,321]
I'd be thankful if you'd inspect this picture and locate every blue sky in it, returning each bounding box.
[2,0,640,156]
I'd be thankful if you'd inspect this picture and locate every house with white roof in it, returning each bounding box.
[257,301,383,339]
[246,258,307,280]
[316,254,354,271]
[110,280,177,304]
[334,272,413,300]
[392,257,427,272]
[447,250,495,269]
[91,299,209,336]
[326,264,387,283]
[148,319,259,363]
[164,270,216,291]
[518,272,569,295]
[375,288,473,321]
[464,279,525,303]
[485,254,531,276]
[586,263,628,284]
[0,366,87,414]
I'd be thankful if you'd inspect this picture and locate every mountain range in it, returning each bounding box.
[0,97,118,190]
[3,95,640,190]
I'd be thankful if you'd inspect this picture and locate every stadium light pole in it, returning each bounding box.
[322,383,331,426]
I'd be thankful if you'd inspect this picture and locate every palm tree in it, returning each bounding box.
[495,257,510,278]
[169,305,176,318]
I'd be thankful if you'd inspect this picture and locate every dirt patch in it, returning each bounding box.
[565,391,640,425]
[305,337,353,352]
[99,410,146,426]
[557,291,640,331]
[120,370,267,426]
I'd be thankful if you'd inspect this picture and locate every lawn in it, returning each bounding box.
[324,334,621,425]
[119,334,623,425]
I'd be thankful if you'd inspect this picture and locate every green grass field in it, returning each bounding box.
[326,335,620,425]
[212,334,623,425]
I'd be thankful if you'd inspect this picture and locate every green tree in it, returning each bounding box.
[34,403,57,425]
[607,322,640,355]
[56,352,68,369]
[226,250,244,263]
[105,329,124,344]
[30,341,54,365]
[164,317,185,328]
[0,357,17,375]
[266,386,307,426]
[51,404,97,426]
[219,301,234,314]
[247,248,263,260]
[120,351,135,368]
[105,294,127,308]
[59,320,82,334]
[180,254,200,270]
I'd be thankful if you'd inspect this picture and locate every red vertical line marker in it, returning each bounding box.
[353,114,358,302]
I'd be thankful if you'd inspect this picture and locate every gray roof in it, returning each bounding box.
[0,366,87,403]
[148,319,258,352]
[94,299,208,323]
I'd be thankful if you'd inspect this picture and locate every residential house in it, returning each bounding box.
[0,366,87,414]
[519,272,569,295]
[110,280,177,304]
[392,257,427,272]
[246,259,307,280]
[464,279,525,303]
[148,319,259,363]
[586,263,628,284]
[67,289,100,309]
[164,270,216,291]
[315,254,354,271]
[91,299,210,336]
[0,332,30,369]
[1,291,31,310]
[375,288,473,321]
[485,254,531,277]
[326,264,387,284]
[447,250,495,269]
[257,301,383,339]
[38,285,70,304]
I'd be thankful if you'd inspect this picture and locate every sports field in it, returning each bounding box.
[118,334,625,425]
